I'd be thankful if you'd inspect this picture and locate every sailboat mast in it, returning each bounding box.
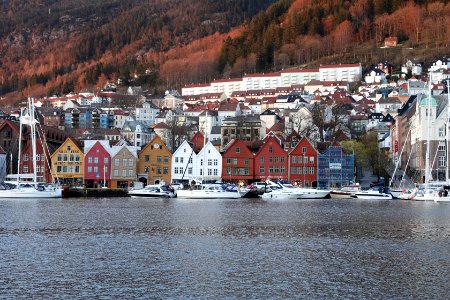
[30,98,38,185]
[424,73,432,188]
[202,110,207,183]
[17,107,24,187]
[446,79,450,184]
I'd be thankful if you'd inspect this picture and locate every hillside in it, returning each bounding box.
[0,0,449,103]
[0,0,276,102]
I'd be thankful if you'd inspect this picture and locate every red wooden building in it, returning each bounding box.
[254,134,288,182]
[84,141,111,188]
[288,137,318,187]
[19,139,54,183]
[221,139,256,184]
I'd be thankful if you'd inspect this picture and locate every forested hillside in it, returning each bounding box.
[0,0,449,103]
[0,0,276,102]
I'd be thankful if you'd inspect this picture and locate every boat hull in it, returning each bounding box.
[129,192,175,198]
[330,191,352,199]
[261,192,305,200]
[354,192,393,200]
[434,196,450,202]
[296,190,330,199]
[0,188,62,198]
[177,190,242,199]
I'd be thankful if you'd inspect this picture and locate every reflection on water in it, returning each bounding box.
[0,198,449,298]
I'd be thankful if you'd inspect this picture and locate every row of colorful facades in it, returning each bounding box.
[12,127,354,188]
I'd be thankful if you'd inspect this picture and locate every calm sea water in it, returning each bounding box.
[0,197,449,299]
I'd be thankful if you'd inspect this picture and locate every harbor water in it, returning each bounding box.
[0,197,449,298]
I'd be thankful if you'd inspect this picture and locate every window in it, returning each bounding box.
[94,157,98,163]
[128,159,134,167]
[157,168,161,174]
[75,155,80,162]
[226,167,231,175]
[302,147,307,153]
[189,157,192,164]
[180,157,184,164]
[269,146,273,153]
[269,166,274,173]
[269,157,273,163]
[104,157,108,164]
[188,167,192,174]
[292,156,297,163]
[57,154,62,161]
[309,167,314,174]
[310,157,314,164]
[260,156,264,163]
[208,169,212,176]
[174,167,179,174]
[200,169,203,176]
[208,159,212,166]
[226,158,231,164]
[57,166,62,172]
[175,157,179,163]
[156,156,161,163]
[93,166,98,173]
[63,155,68,162]
[88,166,92,172]
[67,145,71,151]
[233,158,238,165]
[439,156,446,167]
[280,166,285,173]
[88,157,92,163]
[69,154,74,162]
[298,167,302,174]
[145,155,150,162]
[260,166,265,173]
[214,169,218,176]
[235,147,240,153]
[438,144,446,151]
[164,156,169,163]
[298,156,302,163]
[122,170,127,177]
[24,154,28,161]
[23,165,29,173]
[244,159,249,165]
[439,127,445,137]
[280,156,285,163]
[214,159,218,166]
[303,167,307,174]
[115,159,119,166]
[274,157,279,163]
[114,170,119,176]
[122,159,127,167]
[291,167,297,174]
[304,157,308,164]
[163,167,168,174]
[274,166,279,173]
[75,166,80,173]
[180,167,183,174]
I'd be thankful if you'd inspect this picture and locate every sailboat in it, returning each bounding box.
[0,98,62,198]
[434,79,450,203]
[401,74,439,201]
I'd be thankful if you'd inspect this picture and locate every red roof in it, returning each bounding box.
[244,72,281,78]
[320,63,361,69]
[183,83,211,88]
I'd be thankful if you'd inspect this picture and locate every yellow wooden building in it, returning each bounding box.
[50,137,84,186]
[137,135,172,185]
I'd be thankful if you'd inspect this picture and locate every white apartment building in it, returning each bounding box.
[280,69,319,86]
[319,63,362,82]
[181,83,212,96]
[210,78,244,97]
[242,73,281,91]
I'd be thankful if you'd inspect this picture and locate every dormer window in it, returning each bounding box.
[67,145,71,151]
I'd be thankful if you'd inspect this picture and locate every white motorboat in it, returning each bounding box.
[177,183,249,199]
[330,184,361,199]
[354,188,393,200]
[129,185,176,198]
[262,181,329,200]
[0,99,62,199]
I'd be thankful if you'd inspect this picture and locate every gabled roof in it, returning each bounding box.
[288,136,318,155]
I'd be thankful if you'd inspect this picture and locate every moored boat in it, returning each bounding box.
[128,184,176,198]
[177,183,248,199]
[354,188,393,200]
